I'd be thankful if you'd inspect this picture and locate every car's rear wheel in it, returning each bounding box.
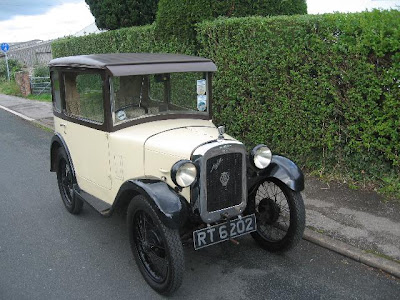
[56,148,83,214]
[249,179,305,252]
[127,195,184,295]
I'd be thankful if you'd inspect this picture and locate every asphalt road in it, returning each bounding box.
[0,108,399,300]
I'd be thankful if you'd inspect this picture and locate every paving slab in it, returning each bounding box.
[303,177,400,261]
[35,117,54,129]
[0,95,52,118]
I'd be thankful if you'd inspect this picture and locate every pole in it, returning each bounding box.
[5,53,10,81]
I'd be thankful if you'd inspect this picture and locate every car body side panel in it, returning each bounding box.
[107,131,146,203]
[54,117,113,202]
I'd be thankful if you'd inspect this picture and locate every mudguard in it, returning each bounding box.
[248,155,304,192]
[50,133,75,176]
[114,179,189,229]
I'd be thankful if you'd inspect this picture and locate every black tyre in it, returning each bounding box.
[127,195,184,295]
[249,179,305,252]
[56,148,83,214]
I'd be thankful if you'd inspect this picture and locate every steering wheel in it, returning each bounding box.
[116,103,148,114]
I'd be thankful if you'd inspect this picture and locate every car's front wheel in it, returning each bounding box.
[127,195,184,295]
[248,179,305,252]
[56,148,83,214]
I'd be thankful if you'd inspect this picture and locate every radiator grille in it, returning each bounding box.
[206,153,242,212]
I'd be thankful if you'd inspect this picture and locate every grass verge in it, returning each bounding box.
[0,80,51,102]
[0,80,22,96]
[308,169,400,203]
[364,249,400,264]
[26,93,52,102]
[32,121,53,133]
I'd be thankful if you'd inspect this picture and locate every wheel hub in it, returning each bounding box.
[142,228,165,257]
[258,198,281,225]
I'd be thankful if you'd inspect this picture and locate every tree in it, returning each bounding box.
[85,0,159,30]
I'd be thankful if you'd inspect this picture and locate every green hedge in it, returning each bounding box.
[155,0,307,43]
[197,10,400,193]
[52,10,400,197]
[52,25,194,58]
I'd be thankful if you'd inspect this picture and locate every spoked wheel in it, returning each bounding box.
[127,195,184,295]
[56,148,83,214]
[249,179,305,252]
[133,211,169,282]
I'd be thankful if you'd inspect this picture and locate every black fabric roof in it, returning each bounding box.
[49,53,213,66]
[48,53,217,75]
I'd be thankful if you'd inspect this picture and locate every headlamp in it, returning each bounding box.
[171,160,197,187]
[251,145,272,169]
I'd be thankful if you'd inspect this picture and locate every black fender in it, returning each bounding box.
[248,155,304,192]
[113,178,189,229]
[50,133,75,178]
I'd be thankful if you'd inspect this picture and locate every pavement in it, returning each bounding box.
[1,93,399,279]
[0,94,54,129]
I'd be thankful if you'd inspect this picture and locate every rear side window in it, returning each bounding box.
[51,71,62,112]
[63,73,104,124]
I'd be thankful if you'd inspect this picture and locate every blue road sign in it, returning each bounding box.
[1,43,10,53]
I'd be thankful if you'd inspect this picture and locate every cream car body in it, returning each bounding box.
[54,117,232,205]
[49,53,306,295]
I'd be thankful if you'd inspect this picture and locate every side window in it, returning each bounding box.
[51,71,62,112]
[64,72,104,124]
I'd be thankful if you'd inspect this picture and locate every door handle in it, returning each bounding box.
[60,123,67,134]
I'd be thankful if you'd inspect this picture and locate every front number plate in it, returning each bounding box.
[193,214,257,250]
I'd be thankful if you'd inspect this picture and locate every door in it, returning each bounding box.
[59,71,112,198]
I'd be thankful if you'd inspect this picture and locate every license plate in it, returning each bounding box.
[193,214,257,250]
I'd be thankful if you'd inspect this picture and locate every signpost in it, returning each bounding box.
[1,43,11,81]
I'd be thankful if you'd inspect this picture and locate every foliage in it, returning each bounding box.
[85,0,159,30]
[155,0,307,43]
[33,65,50,77]
[0,80,22,96]
[0,79,51,101]
[52,10,400,198]
[212,0,308,16]
[26,93,52,102]
[52,25,195,58]
[0,59,23,81]
[197,10,400,196]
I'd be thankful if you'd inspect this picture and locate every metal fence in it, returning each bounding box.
[30,76,51,94]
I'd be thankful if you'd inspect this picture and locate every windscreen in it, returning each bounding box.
[110,72,209,125]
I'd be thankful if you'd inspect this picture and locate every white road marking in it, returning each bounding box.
[0,104,34,121]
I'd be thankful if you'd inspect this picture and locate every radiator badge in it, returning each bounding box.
[210,157,223,173]
[220,172,230,187]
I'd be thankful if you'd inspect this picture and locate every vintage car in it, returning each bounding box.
[49,53,305,295]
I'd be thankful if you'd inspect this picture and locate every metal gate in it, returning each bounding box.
[30,76,51,94]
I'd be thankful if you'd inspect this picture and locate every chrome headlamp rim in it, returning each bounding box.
[251,144,272,169]
[171,160,197,188]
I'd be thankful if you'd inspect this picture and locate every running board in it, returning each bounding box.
[73,185,112,216]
